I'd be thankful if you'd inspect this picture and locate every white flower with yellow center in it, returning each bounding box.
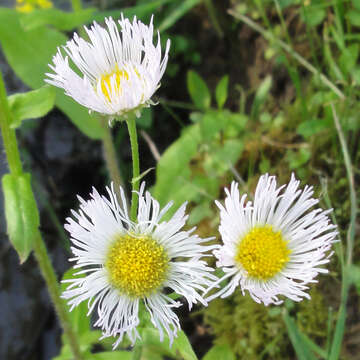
[206,174,337,306]
[63,183,216,348]
[45,15,170,119]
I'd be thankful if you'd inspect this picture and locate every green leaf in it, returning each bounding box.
[349,265,360,294]
[339,43,359,74]
[138,327,176,358]
[188,201,213,226]
[203,344,235,360]
[283,312,317,360]
[300,7,326,27]
[8,86,56,128]
[153,123,202,209]
[250,75,272,120]
[2,173,39,263]
[215,75,229,109]
[347,9,360,27]
[187,70,211,110]
[88,351,132,360]
[158,0,202,32]
[297,118,330,138]
[138,328,198,360]
[92,0,174,24]
[0,8,104,139]
[286,148,311,170]
[173,330,198,360]
[353,0,360,11]
[200,111,225,141]
[19,8,95,31]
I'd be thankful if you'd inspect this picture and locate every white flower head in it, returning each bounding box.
[63,183,216,348]
[206,174,337,306]
[46,15,170,120]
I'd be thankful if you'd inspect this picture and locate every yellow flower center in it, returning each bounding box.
[100,66,129,102]
[105,234,169,298]
[235,225,291,280]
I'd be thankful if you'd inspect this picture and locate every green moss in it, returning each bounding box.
[203,287,328,359]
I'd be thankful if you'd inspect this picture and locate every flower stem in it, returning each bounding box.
[328,104,357,360]
[0,71,83,360]
[101,117,128,205]
[126,115,140,222]
[33,231,84,360]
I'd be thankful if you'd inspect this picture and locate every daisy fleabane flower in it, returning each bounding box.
[205,174,337,306]
[63,183,216,348]
[45,15,170,120]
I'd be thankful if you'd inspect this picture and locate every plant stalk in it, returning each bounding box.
[126,116,140,222]
[0,71,83,360]
[328,104,357,360]
[101,117,128,204]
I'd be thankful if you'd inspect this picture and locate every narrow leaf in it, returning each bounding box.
[88,351,132,360]
[8,86,56,128]
[250,75,272,120]
[187,70,211,110]
[2,173,40,263]
[203,344,235,360]
[173,330,198,360]
[215,75,229,109]
[283,312,317,360]
[93,0,174,24]
[158,0,202,32]
[19,8,95,31]
[0,8,104,139]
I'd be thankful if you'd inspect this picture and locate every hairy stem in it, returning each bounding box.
[101,117,128,204]
[126,116,140,222]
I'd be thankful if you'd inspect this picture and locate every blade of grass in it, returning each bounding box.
[328,104,357,360]
[283,311,317,360]
[228,9,345,100]
[158,0,201,32]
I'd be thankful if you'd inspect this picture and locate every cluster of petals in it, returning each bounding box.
[47,13,338,350]
[46,15,170,119]
[63,183,217,348]
[205,174,337,306]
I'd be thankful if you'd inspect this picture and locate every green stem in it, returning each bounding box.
[0,71,83,360]
[126,116,140,222]
[101,117,128,205]
[331,104,357,266]
[204,0,223,37]
[328,104,357,360]
[33,232,84,360]
[0,73,22,176]
[228,10,345,99]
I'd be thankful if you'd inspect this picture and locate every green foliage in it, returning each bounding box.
[2,173,39,263]
[215,75,229,109]
[203,288,328,360]
[158,0,202,32]
[8,86,55,128]
[202,344,235,360]
[187,70,211,110]
[19,8,96,31]
[0,8,104,139]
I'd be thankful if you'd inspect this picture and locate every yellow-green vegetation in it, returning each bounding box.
[203,287,328,359]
